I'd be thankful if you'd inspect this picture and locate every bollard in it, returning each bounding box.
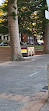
[47,64,49,101]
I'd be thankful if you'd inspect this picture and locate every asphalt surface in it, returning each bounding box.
[40,102,49,111]
[0,54,49,111]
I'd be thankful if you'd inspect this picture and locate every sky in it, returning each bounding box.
[0,0,5,5]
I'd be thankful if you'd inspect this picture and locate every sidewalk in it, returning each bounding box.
[0,85,48,111]
[40,102,49,111]
[40,87,49,111]
[18,86,48,111]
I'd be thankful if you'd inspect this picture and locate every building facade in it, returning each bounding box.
[0,34,10,42]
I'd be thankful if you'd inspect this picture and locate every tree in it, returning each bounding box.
[32,0,49,53]
[1,0,49,53]
[1,0,38,36]
[1,0,40,45]
[0,2,9,34]
[36,0,49,53]
[8,0,23,61]
[18,0,39,44]
[18,0,35,34]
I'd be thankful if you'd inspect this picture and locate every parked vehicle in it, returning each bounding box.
[0,42,9,46]
[20,41,29,45]
[37,40,44,45]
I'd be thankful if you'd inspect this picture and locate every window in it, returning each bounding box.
[3,36,5,39]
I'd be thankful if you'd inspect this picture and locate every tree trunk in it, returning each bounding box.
[44,23,49,54]
[34,36,37,45]
[8,0,24,61]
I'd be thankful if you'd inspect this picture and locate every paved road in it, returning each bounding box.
[0,54,49,111]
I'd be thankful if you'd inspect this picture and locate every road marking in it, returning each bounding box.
[30,72,38,77]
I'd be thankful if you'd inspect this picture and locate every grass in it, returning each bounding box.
[21,44,44,51]
[27,44,44,51]
[33,45,44,51]
[0,44,44,51]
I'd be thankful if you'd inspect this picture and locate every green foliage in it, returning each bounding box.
[0,1,9,34]
[12,11,16,19]
[0,0,48,37]
[18,0,37,35]
[8,0,14,4]
[34,0,48,36]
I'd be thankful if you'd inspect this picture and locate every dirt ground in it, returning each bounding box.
[0,47,11,62]
[35,50,43,55]
[0,47,43,62]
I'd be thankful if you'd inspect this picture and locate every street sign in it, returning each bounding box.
[45,10,49,20]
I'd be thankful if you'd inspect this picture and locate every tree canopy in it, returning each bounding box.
[0,0,8,34]
[0,0,48,37]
